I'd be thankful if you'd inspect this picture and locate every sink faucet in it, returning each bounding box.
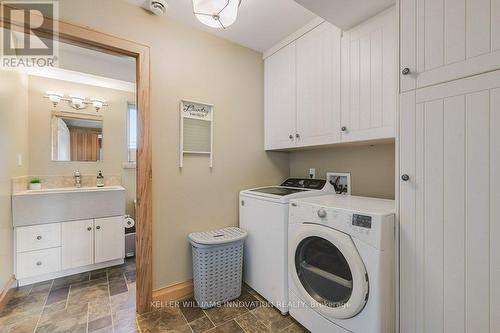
[74,170,81,188]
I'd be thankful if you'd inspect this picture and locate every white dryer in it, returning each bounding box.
[239,178,336,314]
[288,195,395,333]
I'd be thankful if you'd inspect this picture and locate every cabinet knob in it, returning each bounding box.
[289,134,294,140]
[401,174,410,181]
[87,227,92,231]
[317,209,327,218]
[36,261,42,266]
[36,235,42,240]
[96,226,101,230]
[402,67,411,75]
[341,126,347,132]
[295,133,300,139]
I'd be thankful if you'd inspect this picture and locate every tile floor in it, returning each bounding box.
[0,259,308,333]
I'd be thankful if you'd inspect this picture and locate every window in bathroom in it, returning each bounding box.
[127,102,137,163]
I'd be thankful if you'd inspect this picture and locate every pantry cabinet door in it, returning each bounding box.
[264,43,297,150]
[400,0,500,91]
[399,70,500,333]
[341,8,396,143]
[295,22,341,147]
[94,216,124,264]
[61,219,94,270]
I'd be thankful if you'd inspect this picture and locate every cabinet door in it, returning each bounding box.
[400,0,500,91]
[264,42,297,150]
[399,70,500,333]
[295,22,341,147]
[61,219,94,270]
[94,216,124,264]
[341,8,396,142]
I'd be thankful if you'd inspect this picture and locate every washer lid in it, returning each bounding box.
[290,223,369,319]
[188,227,247,246]
[249,187,308,196]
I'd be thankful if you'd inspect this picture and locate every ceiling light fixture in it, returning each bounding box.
[192,0,241,29]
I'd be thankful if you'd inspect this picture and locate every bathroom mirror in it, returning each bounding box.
[51,112,103,162]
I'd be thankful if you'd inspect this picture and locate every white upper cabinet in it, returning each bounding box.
[295,23,341,147]
[401,0,500,91]
[264,42,297,150]
[264,22,342,150]
[341,7,396,142]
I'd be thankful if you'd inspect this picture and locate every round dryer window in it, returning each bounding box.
[295,237,353,307]
[291,224,369,319]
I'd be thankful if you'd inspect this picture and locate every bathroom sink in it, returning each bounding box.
[12,186,126,227]
[14,186,125,195]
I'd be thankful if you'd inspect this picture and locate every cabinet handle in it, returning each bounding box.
[96,226,101,230]
[341,126,347,132]
[87,227,92,231]
[402,67,411,75]
[401,174,410,181]
[295,133,300,139]
[36,261,42,266]
[241,200,245,206]
[289,134,293,140]
[36,235,42,240]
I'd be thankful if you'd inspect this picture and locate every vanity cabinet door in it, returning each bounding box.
[94,216,124,264]
[61,219,94,270]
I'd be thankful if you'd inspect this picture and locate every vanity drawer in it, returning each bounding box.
[17,247,61,279]
[16,223,61,253]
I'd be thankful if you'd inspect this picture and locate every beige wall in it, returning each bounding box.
[56,0,289,288]
[0,68,30,290]
[290,143,396,199]
[27,76,137,216]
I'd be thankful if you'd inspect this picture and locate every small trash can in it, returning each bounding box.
[188,227,247,309]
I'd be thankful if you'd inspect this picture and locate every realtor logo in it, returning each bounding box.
[1,1,58,67]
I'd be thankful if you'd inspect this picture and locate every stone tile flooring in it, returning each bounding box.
[0,259,308,333]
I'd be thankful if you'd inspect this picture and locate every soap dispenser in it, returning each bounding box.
[96,170,105,187]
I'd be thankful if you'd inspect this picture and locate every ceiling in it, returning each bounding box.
[125,0,317,52]
[294,0,395,30]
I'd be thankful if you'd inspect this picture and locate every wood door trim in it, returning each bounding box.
[1,8,153,314]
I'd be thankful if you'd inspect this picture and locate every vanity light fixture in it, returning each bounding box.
[46,92,63,107]
[44,93,108,112]
[192,0,241,29]
[70,96,86,110]
[91,99,105,112]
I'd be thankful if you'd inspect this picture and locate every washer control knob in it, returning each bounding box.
[317,209,327,218]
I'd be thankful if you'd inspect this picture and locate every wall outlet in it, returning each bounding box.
[309,168,316,179]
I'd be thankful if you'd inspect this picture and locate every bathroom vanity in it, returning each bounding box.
[12,186,126,286]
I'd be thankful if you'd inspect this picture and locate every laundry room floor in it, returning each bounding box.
[0,258,308,333]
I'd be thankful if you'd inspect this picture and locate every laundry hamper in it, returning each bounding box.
[188,227,247,309]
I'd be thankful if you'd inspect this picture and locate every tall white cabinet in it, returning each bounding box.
[399,1,500,332]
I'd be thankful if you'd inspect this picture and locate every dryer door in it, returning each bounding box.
[290,223,369,319]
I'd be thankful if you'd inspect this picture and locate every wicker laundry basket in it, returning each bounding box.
[188,227,247,309]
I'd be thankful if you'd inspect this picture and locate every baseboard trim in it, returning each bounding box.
[152,280,193,304]
[0,276,16,310]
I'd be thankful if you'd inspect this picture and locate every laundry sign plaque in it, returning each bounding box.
[179,100,214,168]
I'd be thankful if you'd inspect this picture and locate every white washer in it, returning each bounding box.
[239,178,336,314]
[288,195,395,333]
